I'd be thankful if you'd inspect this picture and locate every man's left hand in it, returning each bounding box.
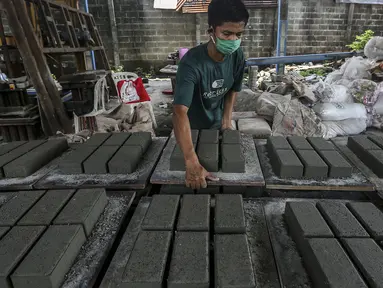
[221,119,233,130]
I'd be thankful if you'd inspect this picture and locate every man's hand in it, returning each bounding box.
[185,158,219,190]
[221,119,233,130]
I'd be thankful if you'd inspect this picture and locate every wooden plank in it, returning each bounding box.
[43,46,103,53]
[60,7,75,47]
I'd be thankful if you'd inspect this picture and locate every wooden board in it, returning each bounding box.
[256,140,374,192]
[35,138,167,190]
[150,135,265,187]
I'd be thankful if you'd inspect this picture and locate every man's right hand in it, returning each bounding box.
[185,158,219,190]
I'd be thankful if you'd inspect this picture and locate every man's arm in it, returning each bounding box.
[222,90,237,129]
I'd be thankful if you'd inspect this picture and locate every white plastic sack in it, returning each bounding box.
[237,118,271,138]
[340,56,372,81]
[312,81,352,103]
[333,79,352,88]
[349,79,378,106]
[364,36,383,61]
[372,82,383,115]
[255,92,291,121]
[322,118,367,139]
[324,71,343,84]
[313,103,367,121]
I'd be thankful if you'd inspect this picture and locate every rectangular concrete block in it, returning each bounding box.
[197,143,219,172]
[11,225,86,288]
[347,202,383,239]
[368,135,383,149]
[363,149,383,178]
[168,232,209,288]
[122,231,172,288]
[295,150,328,179]
[84,133,111,146]
[199,129,219,144]
[83,146,120,174]
[318,150,352,178]
[0,141,26,156]
[267,136,292,153]
[177,195,210,231]
[160,185,194,195]
[54,188,107,236]
[124,132,152,154]
[0,226,45,288]
[287,136,313,150]
[317,202,369,238]
[222,130,240,144]
[215,194,246,234]
[142,195,180,231]
[271,149,303,178]
[215,234,255,288]
[348,136,381,151]
[221,144,245,173]
[0,227,9,239]
[0,190,45,226]
[103,132,131,146]
[4,138,69,178]
[196,186,220,195]
[307,137,335,151]
[342,238,383,288]
[108,146,142,174]
[170,144,196,171]
[18,190,75,226]
[301,238,366,288]
[59,145,98,174]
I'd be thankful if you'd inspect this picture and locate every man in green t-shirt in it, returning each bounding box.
[172,0,249,189]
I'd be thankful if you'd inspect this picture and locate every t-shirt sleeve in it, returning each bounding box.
[173,62,197,108]
[231,49,245,92]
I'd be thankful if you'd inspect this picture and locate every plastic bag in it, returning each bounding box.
[313,102,367,121]
[117,78,151,104]
[312,81,352,103]
[322,118,367,139]
[324,71,343,84]
[333,79,352,88]
[349,79,378,106]
[364,36,383,61]
[255,92,291,121]
[372,82,383,114]
[340,56,372,81]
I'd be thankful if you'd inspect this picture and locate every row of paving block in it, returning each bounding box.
[160,184,263,197]
[285,201,383,288]
[0,189,107,288]
[268,136,352,179]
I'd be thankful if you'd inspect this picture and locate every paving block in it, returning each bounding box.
[3,138,69,178]
[347,202,383,240]
[170,144,197,171]
[103,132,131,146]
[267,137,292,153]
[215,234,256,288]
[342,238,383,288]
[199,129,219,144]
[177,195,210,231]
[0,226,45,288]
[168,232,209,288]
[317,202,369,238]
[295,150,328,179]
[124,132,152,154]
[53,188,107,236]
[59,145,98,174]
[0,141,26,156]
[215,194,246,234]
[108,146,142,174]
[18,190,75,226]
[307,137,335,151]
[222,130,241,144]
[222,186,263,197]
[122,231,172,288]
[197,143,219,172]
[301,238,366,288]
[363,149,383,178]
[196,186,220,195]
[11,225,86,288]
[84,133,111,146]
[221,144,245,173]
[318,150,352,178]
[271,149,303,178]
[142,195,180,231]
[0,227,9,239]
[287,136,313,150]
[368,135,383,149]
[348,136,381,151]
[83,145,120,174]
[160,185,194,195]
[0,190,45,226]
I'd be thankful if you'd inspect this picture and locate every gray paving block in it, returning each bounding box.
[301,238,366,288]
[196,186,220,195]
[318,150,352,178]
[199,129,219,144]
[3,138,69,178]
[317,202,369,238]
[347,202,383,239]
[267,136,292,153]
[103,132,131,146]
[287,136,313,150]
[108,146,142,174]
[11,225,86,288]
[168,232,209,288]
[222,130,240,144]
[0,190,45,226]
[368,134,383,149]
[363,149,383,178]
[170,144,197,171]
[215,194,246,234]
[59,145,99,174]
[221,144,245,173]
[348,136,381,151]
[177,195,210,231]
[0,140,45,177]
[142,195,180,231]
[53,188,107,236]
[197,143,218,172]
[215,234,256,288]
[0,226,45,288]
[84,133,111,146]
[307,137,335,151]
[124,132,152,154]
[18,190,75,226]
[0,141,26,156]
[271,149,303,178]
[160,185,194,195]
[295,150,328,179]
[342,238,383,288]
[122,231,172,288]
[83,145,120,174]
[0,227,9,239]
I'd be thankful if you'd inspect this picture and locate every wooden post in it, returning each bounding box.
[107,0,120,66]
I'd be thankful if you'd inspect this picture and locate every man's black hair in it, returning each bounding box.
[208,0,249,28]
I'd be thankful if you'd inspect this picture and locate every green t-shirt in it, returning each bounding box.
[173,43,245,129]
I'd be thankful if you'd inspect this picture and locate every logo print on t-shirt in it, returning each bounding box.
[212,79,224,89]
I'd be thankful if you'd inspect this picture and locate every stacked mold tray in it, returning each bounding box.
[0,188,108,288]
[101,194,256,288]
[268,136,352,179]
[285,200,383,287]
